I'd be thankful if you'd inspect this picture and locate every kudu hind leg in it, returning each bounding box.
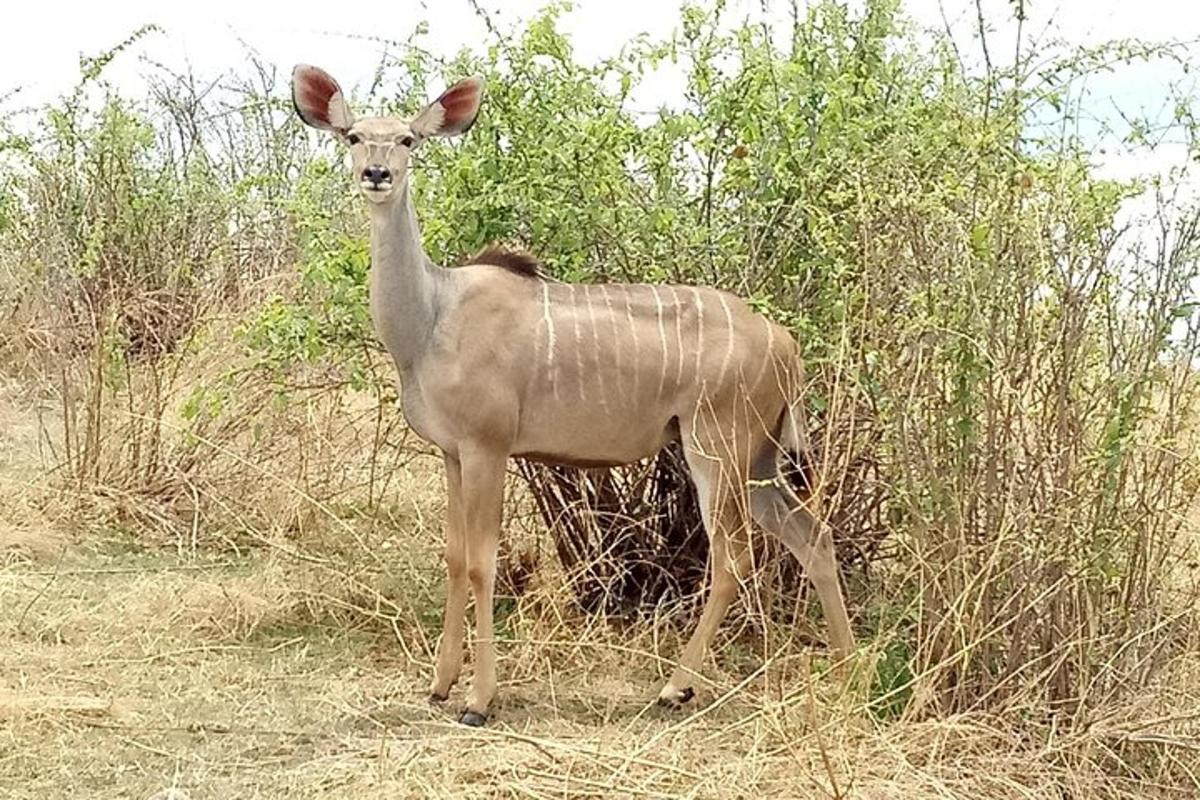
[749,480,854,660]
[658,450,752,706]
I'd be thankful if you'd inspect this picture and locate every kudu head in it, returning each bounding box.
[291,65,483,205]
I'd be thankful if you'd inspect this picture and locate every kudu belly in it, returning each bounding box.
[512,399,681,468]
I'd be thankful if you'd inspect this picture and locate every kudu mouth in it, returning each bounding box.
[359,180,397,204]
[360,164,394,196]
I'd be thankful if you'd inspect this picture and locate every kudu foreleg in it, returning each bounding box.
[457,447,506,726]
[430,454,468,701]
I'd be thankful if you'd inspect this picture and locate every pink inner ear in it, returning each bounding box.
[439,83,480,129]
[298,70,339,125]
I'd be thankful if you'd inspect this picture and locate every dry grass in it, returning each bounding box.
[2,547,1198,799]
[3,391,1199,799]
[0,383,69,563]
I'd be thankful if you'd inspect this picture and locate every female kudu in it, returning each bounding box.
[291,65,854,726]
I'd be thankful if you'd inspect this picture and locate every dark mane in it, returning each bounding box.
[463,245,543,279]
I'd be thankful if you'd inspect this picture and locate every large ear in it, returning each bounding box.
[410,77,484,139]
[292,64,354,133]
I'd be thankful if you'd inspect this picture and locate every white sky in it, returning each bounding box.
[1,0,1194,102]
[1,0,1195,194]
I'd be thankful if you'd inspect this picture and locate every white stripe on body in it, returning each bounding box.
[749,315,776,392]
[624,287,641,402]
[716,292,736,389]
[600,285,624,400]
[690,287,705,385]
[583,286,611,416]
[650,286,670,400]
[569,285,586,401]
[541,281,559,401]
[670,287,686,392]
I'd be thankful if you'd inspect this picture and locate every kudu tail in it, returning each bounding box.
[776,399,816,500]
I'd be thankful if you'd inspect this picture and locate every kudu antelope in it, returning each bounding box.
[291,65,854,726]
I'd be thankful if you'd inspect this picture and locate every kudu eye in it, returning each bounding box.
[400,135,414,148]
[346,133,362,145]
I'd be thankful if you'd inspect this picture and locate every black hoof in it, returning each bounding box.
[429,692,449,704]
[657,686,695,707]
[458,710,488,727]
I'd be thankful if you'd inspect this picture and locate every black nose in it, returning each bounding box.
[362,165,392,185]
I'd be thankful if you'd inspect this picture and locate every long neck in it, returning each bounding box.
[367,184,442,372]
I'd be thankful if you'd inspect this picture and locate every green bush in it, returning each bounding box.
[291,0,1200,716]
